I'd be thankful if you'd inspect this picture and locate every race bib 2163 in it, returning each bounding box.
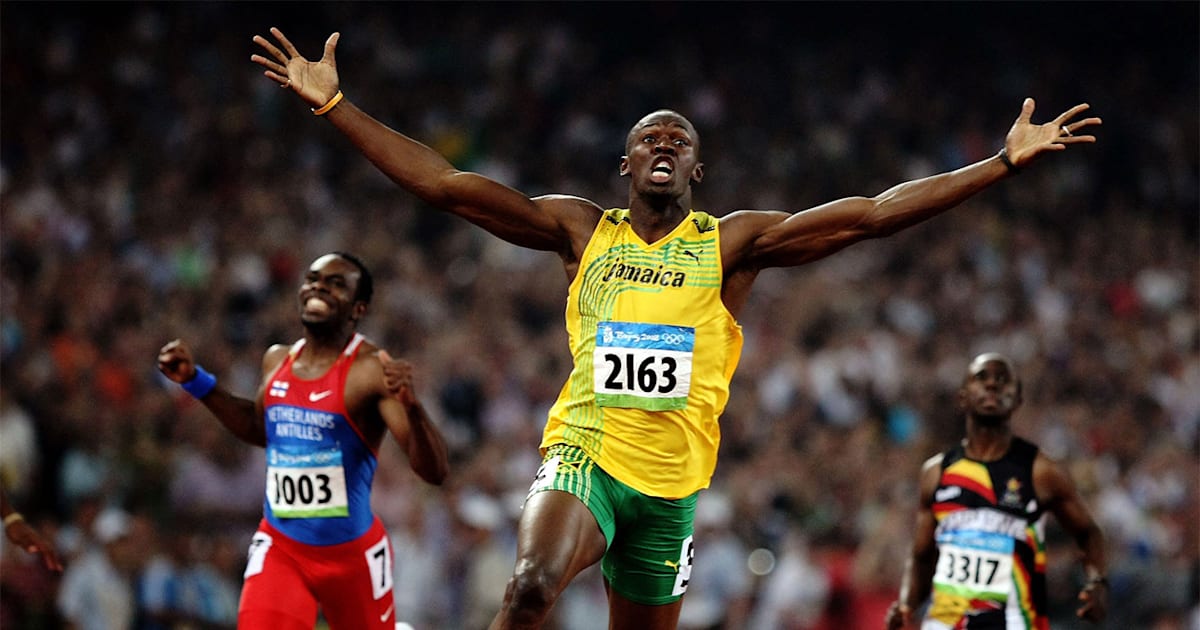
[593,321,694,411]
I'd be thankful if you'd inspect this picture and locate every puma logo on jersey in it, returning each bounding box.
[664,559,680,572]
[682,249,700,263]
[308,390,333,402]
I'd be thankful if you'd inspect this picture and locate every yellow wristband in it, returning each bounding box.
[312,90,344,116]
[3,512,24,527]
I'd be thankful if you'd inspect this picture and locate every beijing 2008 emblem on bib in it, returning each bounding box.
[593,321,695,411]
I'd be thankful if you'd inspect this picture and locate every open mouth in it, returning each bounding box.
[978,394,1007,408]
[650,159,673,183]
[303,296,332,316]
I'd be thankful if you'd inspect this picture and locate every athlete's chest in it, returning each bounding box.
[267,369,343,409]
[581,228,718,311]
[934,455,1042,531]
[263,373,359,520]
[263,357,360,446]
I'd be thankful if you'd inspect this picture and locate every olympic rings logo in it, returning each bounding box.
[661,333,686,345]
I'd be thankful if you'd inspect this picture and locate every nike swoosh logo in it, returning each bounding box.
[380,604,394,622]
[308,390,333,402]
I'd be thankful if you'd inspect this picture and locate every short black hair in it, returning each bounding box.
[331,251,374,304]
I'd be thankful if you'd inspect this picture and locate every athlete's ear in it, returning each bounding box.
[619,156,630,177]
[350,301,368,323]
[691,162,704,184]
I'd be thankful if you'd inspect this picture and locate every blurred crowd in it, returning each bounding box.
[1,3,1196,629]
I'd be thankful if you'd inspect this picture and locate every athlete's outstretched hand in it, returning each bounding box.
[379,350,418,408]
[1003,98,1102,169]
[157,338,198,384]
[252,27,341,110]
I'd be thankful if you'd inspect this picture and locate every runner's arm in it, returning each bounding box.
[157,338,269,447]
[377,350,449,485]
[1034,454,1108,622]
[252,28,601,255]
[888,455,942,629]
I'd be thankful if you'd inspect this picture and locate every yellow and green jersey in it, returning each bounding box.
[541,209,744,499]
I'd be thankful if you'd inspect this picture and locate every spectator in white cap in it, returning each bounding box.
[57,507,142,630]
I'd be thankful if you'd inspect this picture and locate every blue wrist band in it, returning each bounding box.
[181,365,217,399]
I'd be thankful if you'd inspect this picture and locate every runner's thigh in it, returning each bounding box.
[238,530,318,629]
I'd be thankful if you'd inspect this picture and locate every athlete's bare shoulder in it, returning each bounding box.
[719,208,792,225]
[534,194,606,217]
[533,194,607,261]
[717,209,793,269]
[917,452,947,506]
[262,343,293,372]
[344,339,387,393]
[349,338,381,366]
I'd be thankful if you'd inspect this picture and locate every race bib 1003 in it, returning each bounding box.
[593,321,694,411]
[266,447,349,518]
